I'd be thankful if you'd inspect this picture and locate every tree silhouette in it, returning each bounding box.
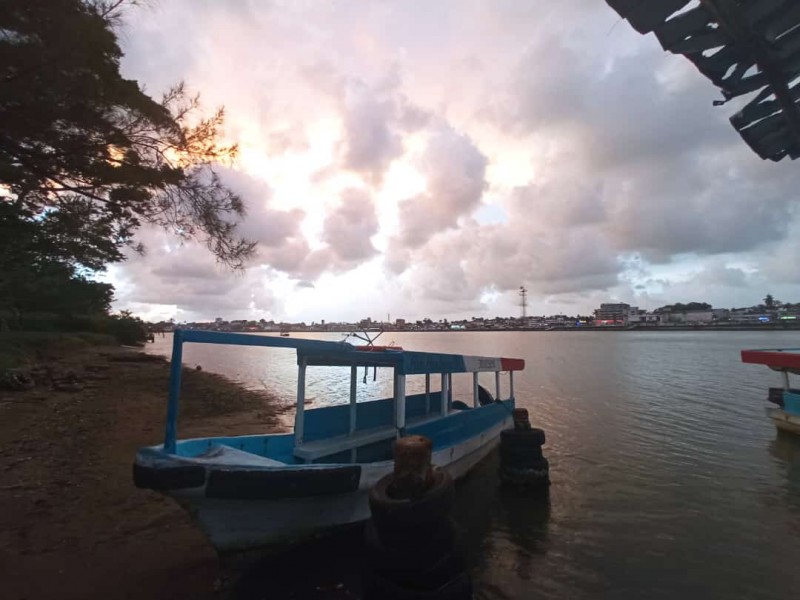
[0,0,255,272]
[1,0,256,317]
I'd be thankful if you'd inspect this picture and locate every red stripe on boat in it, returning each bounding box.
[741,349,800,370]
[500,358,525,371]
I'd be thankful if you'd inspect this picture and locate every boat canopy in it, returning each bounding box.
[741,349,800,371]
[162,329,525,453]
[170,329,525,374]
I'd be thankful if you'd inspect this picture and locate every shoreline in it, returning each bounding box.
[173,324,800,335]
[0,340,288,600]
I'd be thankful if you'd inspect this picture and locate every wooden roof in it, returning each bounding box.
[606,0,800,161]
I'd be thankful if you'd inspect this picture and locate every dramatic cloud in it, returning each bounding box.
[108,0,800,322]
[338,81,404,182]
[395,123,488,251]
[322,188,379,263]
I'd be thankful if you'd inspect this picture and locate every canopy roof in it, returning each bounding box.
[174,329,525,375]
[741,348,800,369]
[607,0,800,161]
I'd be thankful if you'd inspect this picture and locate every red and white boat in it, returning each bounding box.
[741,348,800,435]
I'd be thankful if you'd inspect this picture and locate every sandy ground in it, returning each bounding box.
[0,344,291,600]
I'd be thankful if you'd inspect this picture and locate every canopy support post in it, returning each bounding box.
[164,330,184,454]
[473,372,479,408]
[441,373,449,416]
[425,373,431,414]
[295,358,307,445]
[495,371,501,400]
[509,371,515,400]
[349,365,357,434]
[395,372,406,435]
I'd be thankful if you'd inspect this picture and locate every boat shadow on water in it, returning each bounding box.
[230,449,552,600]
[769,429,800,463]
[768,431,800,515]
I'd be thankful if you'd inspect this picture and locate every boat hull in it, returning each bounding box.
[166,417,509,553]
[767,407,800,435]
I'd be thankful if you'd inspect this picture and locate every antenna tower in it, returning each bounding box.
[519,286,528,318]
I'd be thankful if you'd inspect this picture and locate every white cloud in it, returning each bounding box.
[108,0,800,322]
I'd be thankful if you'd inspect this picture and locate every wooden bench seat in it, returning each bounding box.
[293,413,444,462]
[293,425,397,461]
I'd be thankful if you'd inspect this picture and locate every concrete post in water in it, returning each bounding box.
[512,408,531,430]
[364,435,472,599]
[390,435,433,499]
[499,408,550,491]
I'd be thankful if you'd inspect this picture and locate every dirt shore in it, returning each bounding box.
[0,343,289,600]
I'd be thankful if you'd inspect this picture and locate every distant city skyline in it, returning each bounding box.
[148,297,797,328]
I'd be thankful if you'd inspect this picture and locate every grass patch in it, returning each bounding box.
[0,330,116,370]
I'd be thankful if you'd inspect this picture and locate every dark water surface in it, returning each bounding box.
[148,331,800,599]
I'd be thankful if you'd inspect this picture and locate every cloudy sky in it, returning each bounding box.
[107,0,800,323]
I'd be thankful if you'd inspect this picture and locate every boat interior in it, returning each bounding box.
[171,392,513,466]
[157,330,520,468]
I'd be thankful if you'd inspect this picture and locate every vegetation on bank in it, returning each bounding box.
[0,313,149,371]
[1,1,253,351]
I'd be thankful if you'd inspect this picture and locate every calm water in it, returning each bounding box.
[147,331,800,599]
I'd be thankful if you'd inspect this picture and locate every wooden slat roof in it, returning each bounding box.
[606,0,800,161]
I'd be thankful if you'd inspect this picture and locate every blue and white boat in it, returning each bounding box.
[133,329,525,553]
[742,348,800,435]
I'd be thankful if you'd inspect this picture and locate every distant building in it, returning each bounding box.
[627,312,661,324]
[664,310,713,323]
[594,303,635,325]
[395,318,406,328]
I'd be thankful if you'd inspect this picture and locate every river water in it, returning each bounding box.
[146,331,800,599]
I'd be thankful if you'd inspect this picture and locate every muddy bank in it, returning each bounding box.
[0,343,289,600]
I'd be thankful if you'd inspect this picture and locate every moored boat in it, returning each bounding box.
[741,348,800,435]
[133,330,524,553]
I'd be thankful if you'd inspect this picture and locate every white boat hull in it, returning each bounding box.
[170,418,509,553]
[767,407,800,435]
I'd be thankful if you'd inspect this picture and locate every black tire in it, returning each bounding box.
[369,469,454,533]
[364,519,456,573]
[500,427,545,445]
[499,457,550,487]
[499,458,550,475]
[500,444,543,462]
[501,455,545,470]
[363,568,472,600]
[502,436,545,450]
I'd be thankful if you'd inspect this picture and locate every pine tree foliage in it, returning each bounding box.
[0,0,255,271]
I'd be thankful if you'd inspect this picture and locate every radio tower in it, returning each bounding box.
[519,286,528,318]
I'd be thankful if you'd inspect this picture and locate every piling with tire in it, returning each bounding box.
[364,435,472,600]
[498,408,549,491]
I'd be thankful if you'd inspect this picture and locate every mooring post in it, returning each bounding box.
[364,435,471,599]
[391,435,433,499]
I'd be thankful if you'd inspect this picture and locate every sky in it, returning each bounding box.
[106,0,800,323]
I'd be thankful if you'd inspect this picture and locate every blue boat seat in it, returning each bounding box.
[293,425,397,462]
[293,412,445,462]
[194,444,286,467]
